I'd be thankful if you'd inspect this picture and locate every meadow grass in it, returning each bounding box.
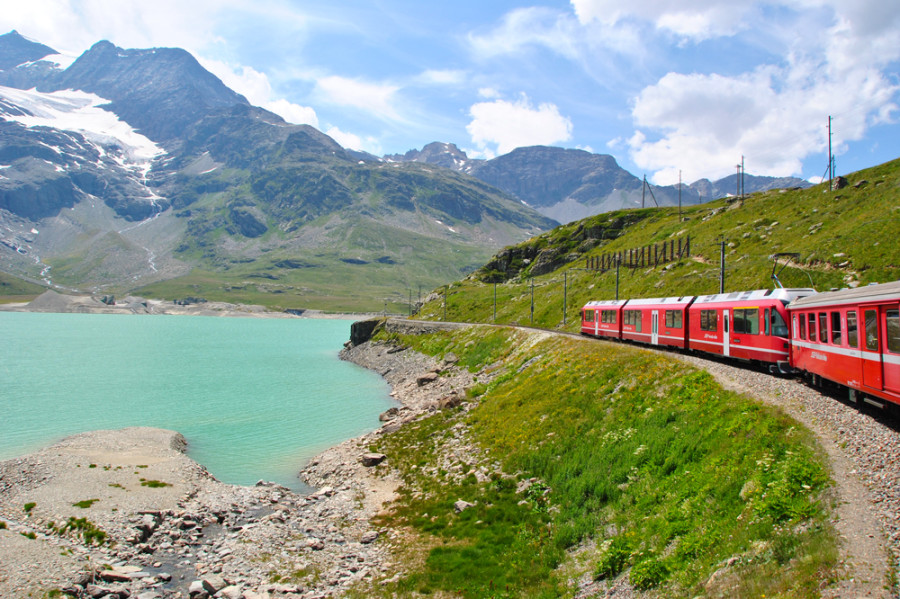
[368,326,837,597]
[415,159,900,331]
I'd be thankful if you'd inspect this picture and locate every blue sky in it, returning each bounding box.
[2,0,898,184]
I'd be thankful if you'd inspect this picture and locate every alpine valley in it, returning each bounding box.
[0,31,806,311]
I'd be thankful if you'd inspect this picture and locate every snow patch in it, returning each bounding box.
[20,53,78,70]
[0,85,165,170]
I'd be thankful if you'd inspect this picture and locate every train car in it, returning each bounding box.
[687,288,815,368]
[581,299,627,339]
[788,280,900,408]
[619,296,695,349]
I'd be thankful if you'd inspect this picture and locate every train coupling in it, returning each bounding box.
[770,361,796,375]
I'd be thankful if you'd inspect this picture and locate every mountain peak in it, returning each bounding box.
[52,40,250,141]
[0,30,57,70]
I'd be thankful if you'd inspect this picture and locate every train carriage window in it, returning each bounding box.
[808,313,816,341]
[887,310,900,353]
[606,310,617,324]
[865,310,878,351]
[771,309,789,337]
[764,308,770,335]
[831,312,842,345]
[624,310,642,332]
[665,310,683,329]
[818,312,828,344]
[847,311,858,348]
[799,313,807,339]
[700,309,717,332]
[734,308,759,334]
[584,310,594,322]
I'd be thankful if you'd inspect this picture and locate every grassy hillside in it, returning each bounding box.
[415,159,900,329]
[363,325,836,597]
[0,271,46,303]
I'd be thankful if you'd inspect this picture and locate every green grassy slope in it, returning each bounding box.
[415,159,900,329]
[125,160,554,313]
[0,271,46,303]
[361,326,836,597]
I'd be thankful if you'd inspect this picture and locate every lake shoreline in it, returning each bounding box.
[0,329,474,598]
[0,289,383,320]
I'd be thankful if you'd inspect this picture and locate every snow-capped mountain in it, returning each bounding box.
[0,31,555,296]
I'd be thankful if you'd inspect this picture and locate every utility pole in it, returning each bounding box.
[736,163,741,198]
[615,255,621,300]
[741,155,745,199]
[719,239,726,294]
[530,278,534,325]
[828,115,833,188]
[678,170,682,221]
[642,175,646,209]
[493,282,497,323]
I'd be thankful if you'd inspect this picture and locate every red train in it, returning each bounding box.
[582,280,900,408]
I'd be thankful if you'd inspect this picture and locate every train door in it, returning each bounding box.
[593,309,599,336]
[863,308,884,390]
[723,309,731,357]
[884,307,900,395]
[651,311,659,345]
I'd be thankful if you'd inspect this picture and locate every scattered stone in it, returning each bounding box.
[360,531,379,544]
[360,453,386,467]
[416,372,439,386]
[379,407,400,422]
[454,500,475,513]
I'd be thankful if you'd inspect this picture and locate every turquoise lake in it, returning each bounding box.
[0,312,395,491]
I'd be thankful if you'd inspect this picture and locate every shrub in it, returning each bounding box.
[596,536,631,580]
[629,557,668,590]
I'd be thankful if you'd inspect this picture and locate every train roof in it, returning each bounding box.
[692,288,816,306]
[583,299,628,308]
[789,280,900,309]
[624,296,695,307]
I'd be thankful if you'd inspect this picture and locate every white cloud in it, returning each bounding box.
[418,69,467,86]
[468,7,581,60]
[313,75,402,122]
[565,0,900,182]
[478,87,501,99]
[628,62,898,184]
[0,0,235,57]
[571,0,755,40]
[466,94,573,156]
[324,126,382,155]
[198,58,319,126]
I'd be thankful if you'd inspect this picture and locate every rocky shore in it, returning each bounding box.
[0,333,474,598]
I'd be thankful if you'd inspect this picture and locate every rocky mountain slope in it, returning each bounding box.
[388,142,810,223]
[0,31,555,309]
